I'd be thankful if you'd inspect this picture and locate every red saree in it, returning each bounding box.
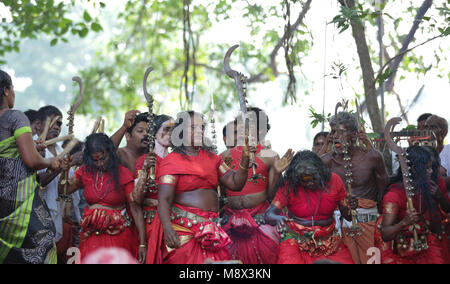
[147,150,232,264]
[374,183,447,264]
[273,173,354,264]
[75,165,137,262]
[222,145,279,264]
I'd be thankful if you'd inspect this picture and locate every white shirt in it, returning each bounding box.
[38,142,64,242]
[440,144,450,176]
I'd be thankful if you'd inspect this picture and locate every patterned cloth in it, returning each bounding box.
[0,110,57,264]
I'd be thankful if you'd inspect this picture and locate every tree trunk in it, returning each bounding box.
[340,0,392,173]
[341,0,383,133]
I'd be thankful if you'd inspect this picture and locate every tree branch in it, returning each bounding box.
[360,0,434,112]
[247,0,312,83]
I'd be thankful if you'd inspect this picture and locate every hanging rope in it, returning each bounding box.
[180,0,197,110]
[283,0,297,104]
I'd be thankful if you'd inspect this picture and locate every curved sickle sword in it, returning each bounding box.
[224,44,263,184]
[384,117,422,251]
[143,67,157,185]
[59,76,84,217]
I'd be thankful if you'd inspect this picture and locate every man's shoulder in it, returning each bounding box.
[361,148,383,159]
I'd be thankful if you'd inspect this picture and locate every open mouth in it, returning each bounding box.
[334,141,342,149]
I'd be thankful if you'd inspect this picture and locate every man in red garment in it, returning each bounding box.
[220,107,294,264]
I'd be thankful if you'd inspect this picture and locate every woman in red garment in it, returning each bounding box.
[147,111,253,264]
[375,146,449,264]
[59,133,146,263]
[265,150,357,264]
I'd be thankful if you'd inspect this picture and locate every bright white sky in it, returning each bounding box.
[1,0,449,155]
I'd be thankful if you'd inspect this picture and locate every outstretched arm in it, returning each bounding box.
[17,132,60,171]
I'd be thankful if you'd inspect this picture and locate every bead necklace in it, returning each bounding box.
[93,171,109,201]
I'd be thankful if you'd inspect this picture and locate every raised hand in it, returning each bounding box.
[274,149,294,174]
[123,110,141,130]
[240,136,256,168]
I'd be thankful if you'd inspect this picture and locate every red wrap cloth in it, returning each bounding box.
[273,173,347,221]
[374,183,448,264]
[273,173,354,264]
[157,149,229,192]
[225,145,267,196]
[223,202,279,264]
[221,145,278,264]
[74,165,138,261]
[146,205,231,264]
[278,220,353,264]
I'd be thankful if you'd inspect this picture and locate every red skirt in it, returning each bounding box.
[223,202,279,264]
[374,217,447,264]
[277,220,354,264]
[79,208,136,262]
[147,204,231,264]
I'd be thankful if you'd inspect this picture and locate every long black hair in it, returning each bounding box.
[170,111,215,156]
[390,146,439,227]
[0,70,12,106]
[276,150,331,196]
[83,133,120,191]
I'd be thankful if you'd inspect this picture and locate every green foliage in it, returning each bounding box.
[0,0,105,64]
[75,0,314,119]
[308,106,331,129]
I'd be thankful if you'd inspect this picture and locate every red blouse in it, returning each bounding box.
[75,165,134,207]
[225,145,268,197]
[157,149,229,194]
[273,173,347,221]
